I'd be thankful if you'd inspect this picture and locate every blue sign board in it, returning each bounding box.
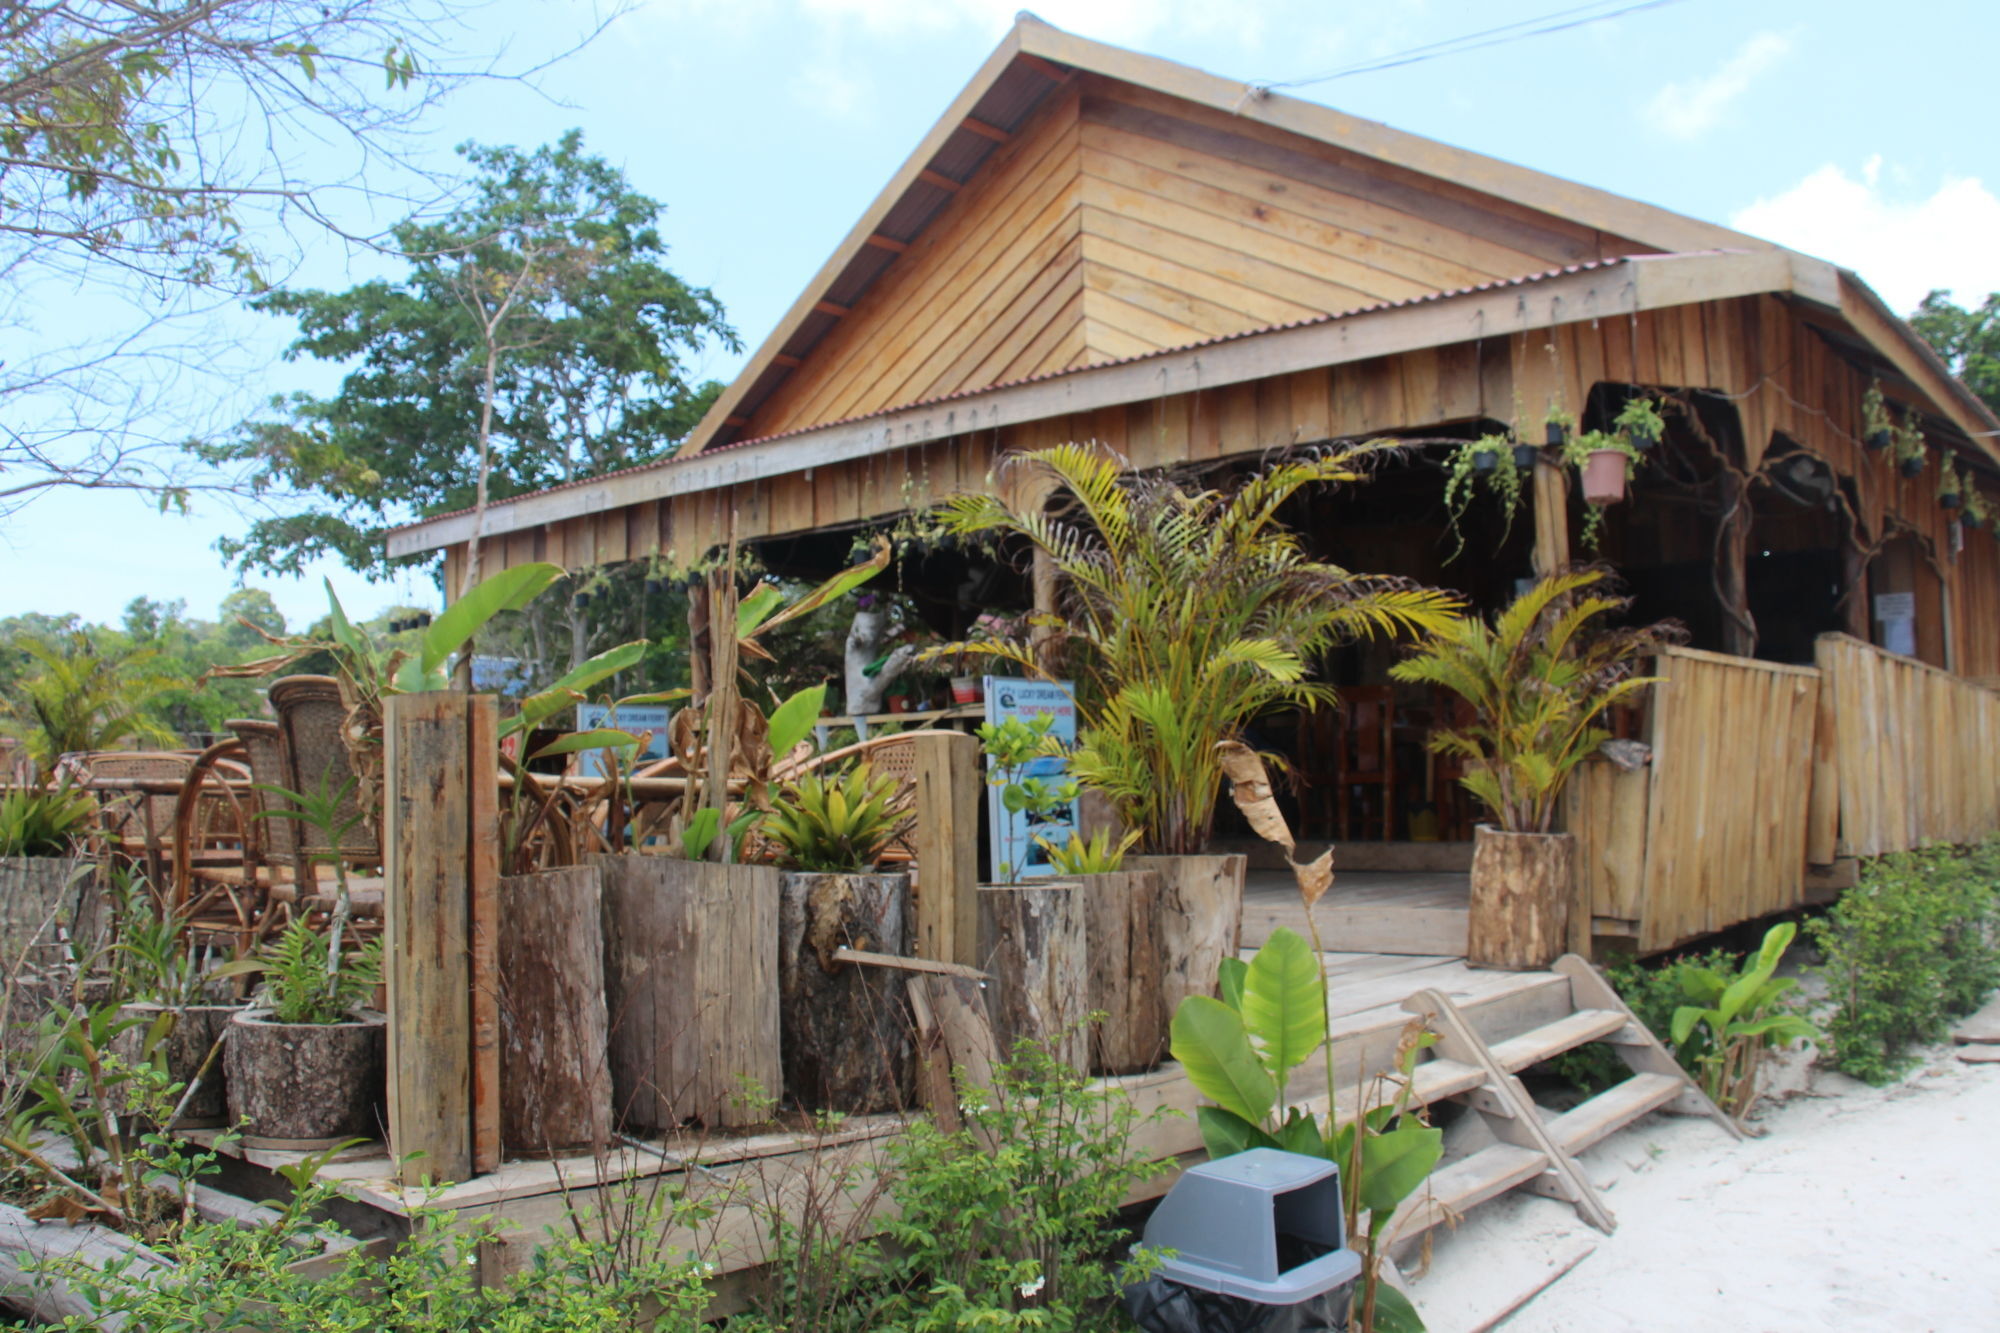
[982,676,1079,880]
[574,703,673,778]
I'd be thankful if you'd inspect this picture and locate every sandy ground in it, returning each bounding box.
[1406,1046,2000,1332]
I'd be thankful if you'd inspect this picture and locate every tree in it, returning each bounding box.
[1909,291,2000,418]
[210,131,738,579]
[0,630,182,765]
[0,0,610,514]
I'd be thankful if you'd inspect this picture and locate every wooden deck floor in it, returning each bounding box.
[1243,869,1470,957]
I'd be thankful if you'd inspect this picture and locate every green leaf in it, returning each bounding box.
[1369,1280,1428,1333]
[1217,957,1249,1012]
[767,685,827,762]
[419,563,563,678]
[1171,996,1276,1128]
[1359,1122,1443,1216]
[501,641,648,738]
[1241,927,1326,1091]
[1273,1107,1326,1158]
[735,584,786,638]
[680,807,720,861]
[1195,1106,1280,1160]
[1670,1004,1706,1047]
[323,578,366,657]
[529,729,641,761]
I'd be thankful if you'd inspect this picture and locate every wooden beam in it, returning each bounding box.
[961,116,1010,143]
[1016,51,1069,82]
[389,253,1810,556]
[772,353,803,368]
[916,168,964,193]
[863,233,910,254]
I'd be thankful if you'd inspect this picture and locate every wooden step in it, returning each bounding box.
[1407,1056,1484,1105]
[1487,1008,1629,1072]
[1547,1073,1684,1155]
[1388,1143,1549,1242]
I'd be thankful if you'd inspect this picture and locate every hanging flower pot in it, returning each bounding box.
[1545,421,1566,448]
[1942,492,1964,511]
[950,675,982,705]
[1898,455,1925,479]
[1865,428,1893,452]
[572,592,592,609]
[1472,449,1500,476]
[1628,425,1659,453]
[644,578,664,595]
[1581,449,1630,506]
[1512,443,1539,470]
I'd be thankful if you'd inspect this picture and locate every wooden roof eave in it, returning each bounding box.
[393,249,1836,559]
[1833,271,2000,465]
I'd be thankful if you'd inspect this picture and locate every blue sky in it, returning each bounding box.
[7,0,1998,628]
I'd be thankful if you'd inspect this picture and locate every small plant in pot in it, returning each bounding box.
[1939,461,1965,512]
[215,919,383,1146]
[111,904,241,1129]
[1861,381,1894,452]
[1964,485,1992,532]
[1562,425,1645,550]
[764,762,916,1114]
[1441,433,1527,560]
[1390,569,1674,969]
[1893,416,1928,478]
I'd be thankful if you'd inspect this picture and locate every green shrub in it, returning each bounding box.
[1552,948,1737,1094]
[0,783,96,858]
[1808,839,2000,1084]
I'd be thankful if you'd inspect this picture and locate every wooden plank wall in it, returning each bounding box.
[1813,632,2000,857]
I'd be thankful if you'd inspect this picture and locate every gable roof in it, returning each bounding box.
[684,13,1772,455]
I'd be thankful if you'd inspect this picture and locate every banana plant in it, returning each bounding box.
[1171,927,1440,1333]
[1670,920,1816,1118]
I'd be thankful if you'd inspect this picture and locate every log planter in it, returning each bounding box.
[596,856,780,1132]
[1069,870,1168,1075]
[112,1003,240,1127]
[1129,854,1247,1020]
[976,881,1087,1072]
[1467,824,1575,970]
[777,871,912,1113]
[497,866,611,1157]
[0,856,92,978]
[223,1010,385,1147]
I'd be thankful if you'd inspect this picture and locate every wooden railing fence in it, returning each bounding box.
[1811,633,2000,859]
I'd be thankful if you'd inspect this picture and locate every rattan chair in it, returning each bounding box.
[262,677,384,927]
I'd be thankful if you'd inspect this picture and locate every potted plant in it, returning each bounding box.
[218,919,384,1145]
[763,762,916,1113]
[1559,417,1646,550]
[1862,381,1894,452]
[1389,569,1671,969]
[1614,394,1667,455]
[1544,406,1573,450]
[927,442,1459,1016]
[1894,416,1928,478]
[1965,486,1991,531]
[0,783,99,982]
[1441,433,1527,559]
[112,905,242,1129]
[1939,462,1964,511]
[1042,827,1166,1075]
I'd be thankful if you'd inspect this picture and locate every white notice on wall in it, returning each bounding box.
[1873,592,1916,621]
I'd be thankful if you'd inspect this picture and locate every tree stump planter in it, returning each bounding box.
[1070,870,1168,1075]
[1130,854,1247,1020]
[596,856,780,1132]
[113,1003,240,1127]
[976,882,1087,1071]
[1467,825,1574,970]
[0,857,92,977]
[777,871,912,1113]
[223,1011,385,1147]
[497,866,611,1157]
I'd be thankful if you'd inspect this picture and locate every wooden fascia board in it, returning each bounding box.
[1836,273,2000,462]
[678,27,1027,455]
[392,253,1808,558]
[1014,19,1768,259]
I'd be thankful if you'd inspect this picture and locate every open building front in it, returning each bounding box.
[392,17,2000,959]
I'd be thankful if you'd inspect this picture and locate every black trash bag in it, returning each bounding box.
[1123,1276,1351,1333]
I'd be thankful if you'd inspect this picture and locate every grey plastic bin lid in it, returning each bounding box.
[1139,1148,1363,1304]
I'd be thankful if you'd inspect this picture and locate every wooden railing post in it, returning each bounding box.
[908,731,980,967]
[384,692,497,1186]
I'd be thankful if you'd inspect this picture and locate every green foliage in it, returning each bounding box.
[1808,840,2000,1084]
[114,900,215,1009]
[0,783,96,857]
[734,1036,1161,1332]
[1668,922,1816,1118]
[1551,949,1728,1093]
[1909,290,2000,417]
[1893,414,1928,471]
[223,919,381,1026]
[932,442,1461,854]
[762,763,915,874]
[977,714,1078,882]
[1439,432,1526,560]
[210,131,738,578]
[0,630,180,767]
[1038,827,1140,875]
[1390,569,1669,833]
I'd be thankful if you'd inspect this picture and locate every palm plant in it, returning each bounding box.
[1388,569,1671,834]
[1,632,180,767]
[928,442,1462,855]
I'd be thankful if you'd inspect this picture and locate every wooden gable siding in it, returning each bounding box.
[743,88,1088,440]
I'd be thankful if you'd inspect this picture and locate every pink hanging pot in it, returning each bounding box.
[1581,449,1630,506]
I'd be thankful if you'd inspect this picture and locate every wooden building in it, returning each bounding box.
[391,18,2000,953]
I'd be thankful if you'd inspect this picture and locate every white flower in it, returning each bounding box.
[1018,1274,1045,1298]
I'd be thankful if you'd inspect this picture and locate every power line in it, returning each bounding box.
[1260,0,1693,91]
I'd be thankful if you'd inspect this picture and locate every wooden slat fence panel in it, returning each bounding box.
[1636,648,1818,952]
[1815,633,2000,857]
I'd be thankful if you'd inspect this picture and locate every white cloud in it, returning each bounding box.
[1645,31,1791,140]
[1732,162,2000,313]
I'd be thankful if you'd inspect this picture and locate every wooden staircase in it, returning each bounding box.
[1380,953,1740,1246]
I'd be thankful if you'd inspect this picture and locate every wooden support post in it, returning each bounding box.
[1531,457,1571,577]
[385,692,495,1187]
[908,731,980,967]
[467,697,501,1175]
[1716,470,1756,657]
